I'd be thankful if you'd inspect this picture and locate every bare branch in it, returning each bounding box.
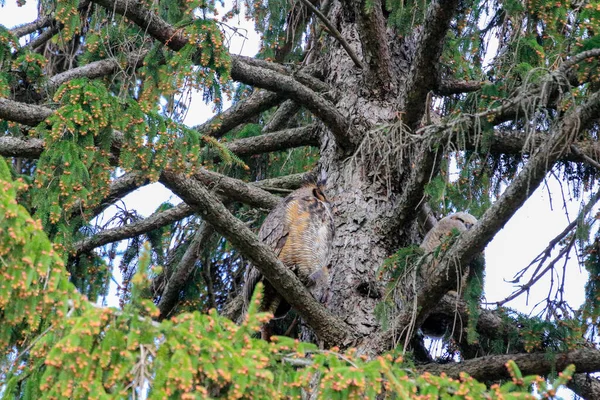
[492,185,600,307]
[9,17,53,38]
[298,0,365,69]
[436,79,485,96]
[0,98,52,126]
[47,52,147,90]
[571,143,600,170]
[225,124,319,156]
[419,348,600,382]
[159,169,354,346]
[73,203,194,256]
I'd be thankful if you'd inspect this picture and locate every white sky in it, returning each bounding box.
[0,3,592,395]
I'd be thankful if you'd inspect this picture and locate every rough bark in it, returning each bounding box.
[568,373,600,400]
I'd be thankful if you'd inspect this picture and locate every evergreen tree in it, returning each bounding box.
[1,0,600,397]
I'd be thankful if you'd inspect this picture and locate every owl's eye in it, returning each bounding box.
[313,188,327,202]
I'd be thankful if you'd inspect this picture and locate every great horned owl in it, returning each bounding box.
[419,212,485,339]
[420,212,478,254]
[242,182,335,338]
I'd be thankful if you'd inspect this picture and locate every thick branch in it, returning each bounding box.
[193,90,284,139]
[262,100,301,132]
[0,136,45,158]
[401,0,459,129]
[354,0,391,88]
[419,348,600,382]
[467,128,600,168]
[568,374,600,400]
[159,170,354,346]
[27,22,62,50]
[229,58,351,149]
[9,17,52,38]
[73,203,194,255]
[47,52,147,90]
[435,79,485,96]
[0,98,52,126]
[225,124,319,156]
[252,172,310,192]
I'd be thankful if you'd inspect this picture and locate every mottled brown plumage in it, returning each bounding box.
[420,212,478,254]
[419,212,485,339]
[242,183,335,328]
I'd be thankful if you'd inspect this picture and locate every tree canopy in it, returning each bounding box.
[1,0,600,398]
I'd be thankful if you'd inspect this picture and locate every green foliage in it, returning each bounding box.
[32,79,116,243]
[0,156,78,357]
[53,0,80,40]
[0,160,574,398]
[384,0,431,35]
[425,154,493,218]
[242,0,301,61]
[376,245,423,330]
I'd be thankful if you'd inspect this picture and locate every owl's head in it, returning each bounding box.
[302,170,329,202]
[448,212,477,230]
